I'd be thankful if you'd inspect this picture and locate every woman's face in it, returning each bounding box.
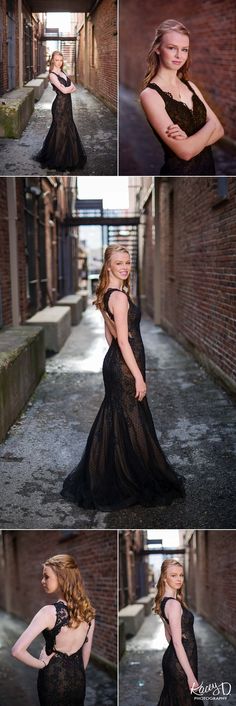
[41,565,59,594]
[109,251,131,282]
[165,564,184,591]
[53,53,63,69]
[157,31,189,71]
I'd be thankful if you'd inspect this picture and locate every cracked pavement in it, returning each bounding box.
[0,304,235,529]
[0,83,117,176]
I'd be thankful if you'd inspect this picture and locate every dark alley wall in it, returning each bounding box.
[78,0,117,112]
[120,0,235,142]
[0,530,117,666]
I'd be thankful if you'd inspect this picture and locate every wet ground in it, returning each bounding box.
[119,610,236,706]
[0,84,117,176]
[0,303,236,529]
[0,610,116,706]
[119,85,236,176]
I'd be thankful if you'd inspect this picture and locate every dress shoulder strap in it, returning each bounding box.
[148,82,166,96]
[160,596,178,623]
[181,78,196,95]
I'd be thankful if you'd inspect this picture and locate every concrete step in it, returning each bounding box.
[25,78,45,101]
[37,72,49,89]
[136,594,154,616]
[119,604,145,637]
[26,306,71,353]
[80,289,89,311]
[0,87,35,138]
[57,293,83,325]
[0,326,45,443]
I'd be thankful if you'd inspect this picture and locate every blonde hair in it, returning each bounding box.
[44,554,95,627]
[93,244,131,311]
[153,558,185,615]
[49,51,64,72]
[143,19,191,88]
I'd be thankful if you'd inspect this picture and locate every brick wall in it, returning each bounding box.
[0,179,11,326]
[0,530,117,665]
[157,177,236,387]
[142,193,154,318]
[184,531,236,645]
[0,0,19,94]
[120,0,235,141]
[78,0,117,112]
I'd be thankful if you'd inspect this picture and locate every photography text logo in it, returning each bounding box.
[191,682,232,701]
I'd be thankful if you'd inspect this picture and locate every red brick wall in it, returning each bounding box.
[0,179,11,325]
[16,179,28,322]
[78,0,117,112]
[185,531,236,644]
[0,530,117,665]
[158,177,236,386]
[142,194,154,318]
[0,0,19,94]
[120,0,235,140]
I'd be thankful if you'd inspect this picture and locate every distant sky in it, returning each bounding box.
[46,13,71,31]
[77,177,129,209]
[147,530,181,548]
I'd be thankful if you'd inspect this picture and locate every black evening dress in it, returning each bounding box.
[35,71,87,171]
[157,597,204,706]
[61,288,185,511]
[37,601,91,706]
[147,79,215,176]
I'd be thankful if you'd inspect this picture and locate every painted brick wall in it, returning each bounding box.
[185,531,236,644]
[158,177,236,386]
[120,0,235,140]
[0,530,117,665]
[78,0,117,112]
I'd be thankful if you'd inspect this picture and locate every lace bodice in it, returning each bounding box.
[161,597,196,652]
[42,601,90,655]
[50,71,71,94]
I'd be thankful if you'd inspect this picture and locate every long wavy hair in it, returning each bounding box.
[143,19,191,88]
[93,244,131,311]
[44,554,95,627]
[49,51,64,72]
[153,559,186,615]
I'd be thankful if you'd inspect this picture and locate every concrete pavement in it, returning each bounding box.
[0,84,117,176]
[119,85,236,176]
[0,303,235,529]
[119,610,236,706]
[0,610,116,706]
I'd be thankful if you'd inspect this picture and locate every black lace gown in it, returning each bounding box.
[157,597,204,706]
[35,71,87,171]
[147,79,215,176]
[61,288,185,511]
[37,601,91,706]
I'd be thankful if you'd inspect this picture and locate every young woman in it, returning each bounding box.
[140,19,224,176]
[12,554,95,706]
[35,51,87,171]
[61,244,185,511]
[154,559,203,706]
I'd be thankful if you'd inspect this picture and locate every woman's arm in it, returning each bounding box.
[166,601,199,691]
[82,619,95,669]
[49,73,76,94]
[140,88,219,160]
[12,605,56,669]
[101,310,117,344]
[188,81,224,145]
[109,291,146,401]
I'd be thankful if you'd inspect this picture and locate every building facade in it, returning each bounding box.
[77,0,117,112]
[119,530,149,610]
[129,176,236,392]
[0,0,46,95]
[0,176,79,329]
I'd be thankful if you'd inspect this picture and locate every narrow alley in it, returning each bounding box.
[0,302,235,530]
[0,611,116,706]
[0,84,117,176]
[119,610,236,706]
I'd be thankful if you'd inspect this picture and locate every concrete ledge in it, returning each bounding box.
[0,87,34,138]
[119,604,145,637]
[25,78,45,101]
[26,306,71,353]
[136,594,154,616]
[37,72,49,89]
[0,326,45,443]
[57,293,83,325]
[80,289,89,311]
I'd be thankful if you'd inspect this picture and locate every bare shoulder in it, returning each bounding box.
[188,80,203,97]
[140,86,162,106]
[166,599,182,616]
[109,290,128,306]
